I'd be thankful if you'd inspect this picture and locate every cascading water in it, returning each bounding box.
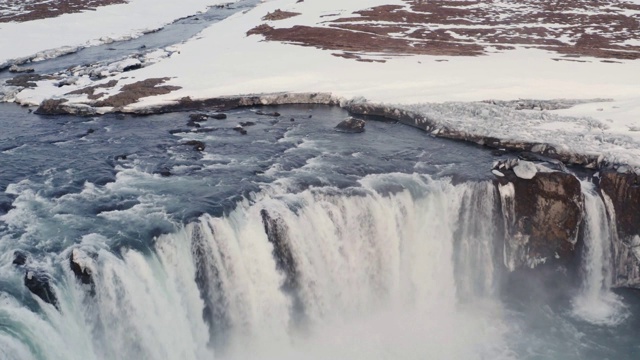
[571,181,628,326]
[163,174,512,359]
[0,174,515,360]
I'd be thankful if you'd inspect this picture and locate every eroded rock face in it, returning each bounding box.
[600,171,640,240]
[497,170,583,271]
[599,170,640,287]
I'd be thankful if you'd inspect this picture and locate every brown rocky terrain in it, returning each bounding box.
[0,0,127,23]
[249,0,640,61]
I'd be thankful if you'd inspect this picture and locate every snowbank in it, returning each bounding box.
[0,0,230,66]
[4,0,640,168]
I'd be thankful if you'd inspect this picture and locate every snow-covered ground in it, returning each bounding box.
[3,0,640,168]
[0,0,229,66]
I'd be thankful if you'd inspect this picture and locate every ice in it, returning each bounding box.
[0,0,228,66]
[513,161,538,180]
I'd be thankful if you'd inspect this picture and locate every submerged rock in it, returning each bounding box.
[335,117,365,133]
[210,113,227,120]
[256,110,281,117]
[184,140,206,151]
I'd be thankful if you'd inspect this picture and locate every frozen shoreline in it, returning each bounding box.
[0,0,231,68]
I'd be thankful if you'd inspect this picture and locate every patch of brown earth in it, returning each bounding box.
[66,79,118,100]
[93,78,181,108]
[262,9,300,21]
[0,0,127,23]
[6,73,54,87]
[247,24,484,56]
[250,0,640,60]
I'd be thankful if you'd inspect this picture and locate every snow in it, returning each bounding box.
[513,161,538,180]
[3,0,640,168]
[0,0,229,66]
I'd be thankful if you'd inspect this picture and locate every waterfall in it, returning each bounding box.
[173,174,510,359]
[571,181,628,326]
[0,175,514,359]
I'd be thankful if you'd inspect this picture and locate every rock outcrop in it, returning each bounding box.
[496,161,583,271]
[24,270,59,309]
[599,170,640,287]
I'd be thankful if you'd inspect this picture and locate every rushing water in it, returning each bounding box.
[1,102,639,359]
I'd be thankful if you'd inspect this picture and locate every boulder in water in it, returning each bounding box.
[184,140,206,151]
[189,113,209,122]
[255,111,280,117]
[13,251,28,266]
[233,125,247,135]
[24,270,59,309]
[335,117,365,133]
[211,113,227,120]
[70,249,96,296]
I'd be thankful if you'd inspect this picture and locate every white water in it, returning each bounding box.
[571,181,629,326]
[168,174,513,359]
[0,174,517,359]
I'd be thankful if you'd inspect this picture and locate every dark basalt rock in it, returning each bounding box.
[13,251,28,266]
[335,117,365,133]
[211,113,227,120]
[600,170,640,240]
[189,113,209,122]
[24,270,59,309]
[158,169,172,177]
[497,170,583,270]
[114,154,128,161]
[184,140,206,151]
[122,63,142,72]
[233,126,247,135]
[599,170,640,287]
[34,98,69,115]
[7,74,47,88]
[260,210,297,291]
[256,111,280,117]
[239,121,256,127]
[70,249,95,296]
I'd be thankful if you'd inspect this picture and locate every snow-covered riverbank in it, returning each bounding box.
[2,0,640,168]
